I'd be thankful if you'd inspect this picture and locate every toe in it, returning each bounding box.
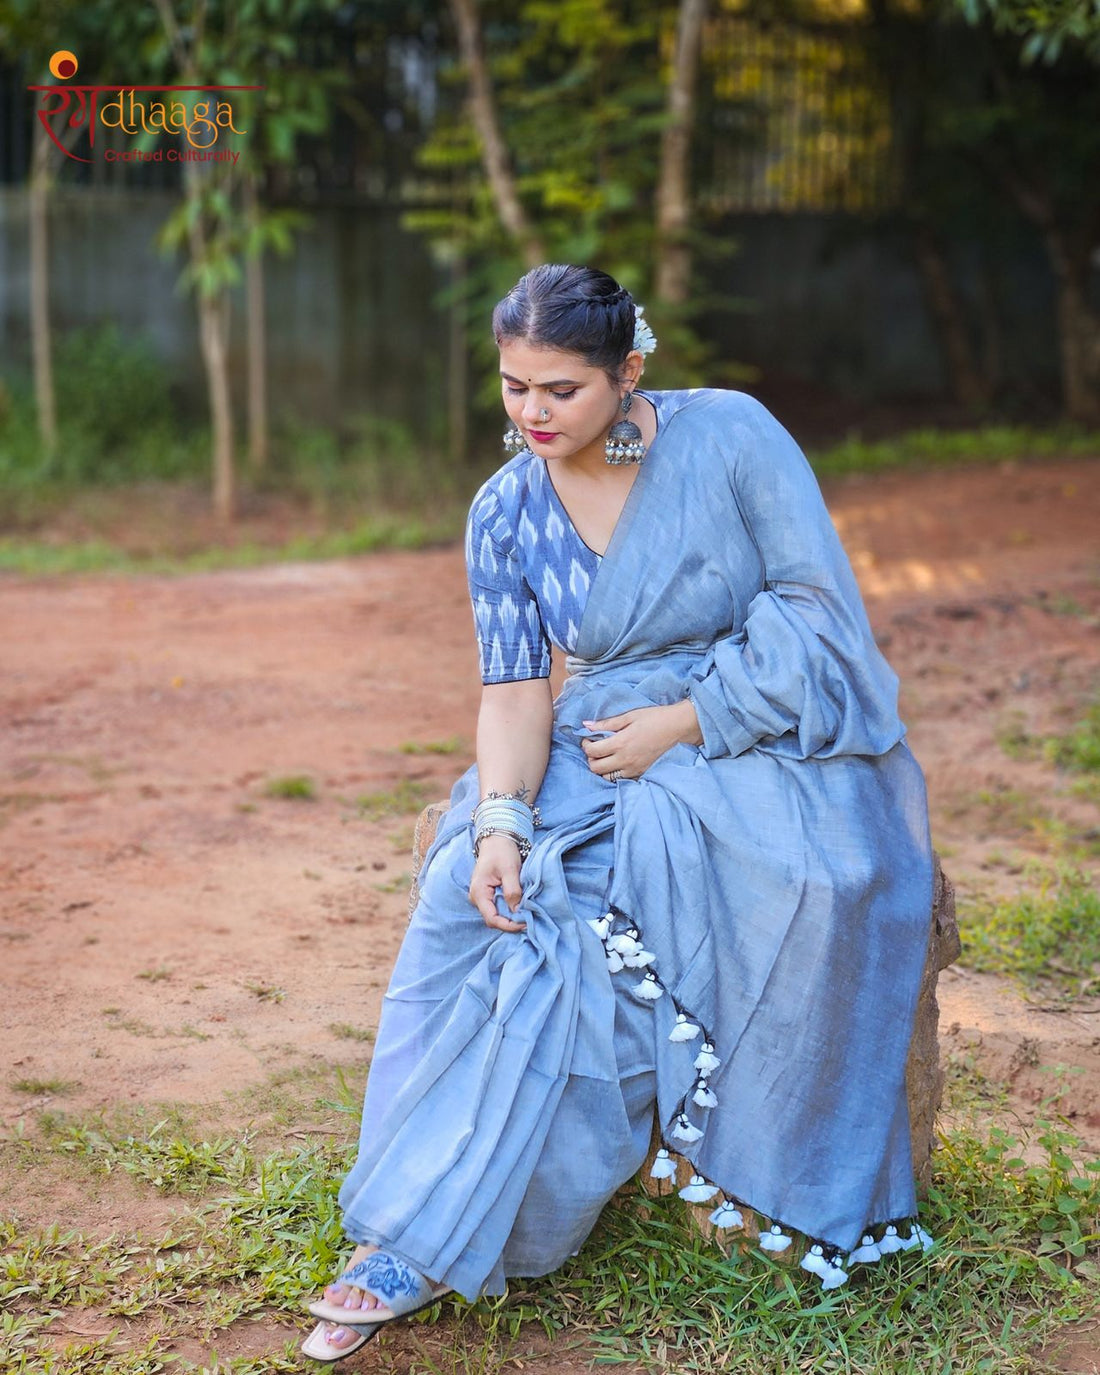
[343,1285,380,1312]
[325,1323,362,1349]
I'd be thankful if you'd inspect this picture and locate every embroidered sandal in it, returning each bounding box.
[307,1249,451,1327]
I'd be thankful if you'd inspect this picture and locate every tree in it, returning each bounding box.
[946,0,1100,420]
[654,0,707,308]
[408,0,716,395]
[151,0,345,518]
[956,0,1100,64]
[3,1,116,459]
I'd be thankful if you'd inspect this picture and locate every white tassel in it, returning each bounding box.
[820,1262,850,1290]
[670,1113,704,1144]
[607,931,641,955]
[587,915,611,941]
[649,1148,677,1180]
[668,1013,700,1042]
[693,1081,718,1109]
[622,948,656,968]
[800,1244,829,1277]
[634,972,664,1000]
[605,949,624,973]
[679,1174,718,1203]
[876,1225,906,1255]
[759,1224,792,1253]
[907,1225,934,1252]
[708,1201,744,1229]
[694,1043,720,1073]
[848,1234,882,1264]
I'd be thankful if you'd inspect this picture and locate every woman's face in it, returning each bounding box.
[498,338,627,463]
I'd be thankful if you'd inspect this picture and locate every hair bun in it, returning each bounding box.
[492,264,639,380]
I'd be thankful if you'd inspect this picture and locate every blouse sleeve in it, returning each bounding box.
[465,485,553,685]
[686,396,905,761]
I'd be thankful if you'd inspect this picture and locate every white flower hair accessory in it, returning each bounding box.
[633,305,658,356]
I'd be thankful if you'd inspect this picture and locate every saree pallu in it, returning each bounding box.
[337,389,934,1299]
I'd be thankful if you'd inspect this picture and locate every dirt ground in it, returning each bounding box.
[2,454,1100,1370]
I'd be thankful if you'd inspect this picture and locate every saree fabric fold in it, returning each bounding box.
[337,388,934,1300]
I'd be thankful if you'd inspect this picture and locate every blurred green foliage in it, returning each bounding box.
[0,325,208,520]
[809,425,1100,477]
[405,0,734,400]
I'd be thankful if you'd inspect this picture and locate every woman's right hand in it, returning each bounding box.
[468,833,527,932]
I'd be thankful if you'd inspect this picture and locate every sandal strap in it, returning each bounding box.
[337,1250,433,1311]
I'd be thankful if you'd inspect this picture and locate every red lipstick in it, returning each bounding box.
[528,430,559,442]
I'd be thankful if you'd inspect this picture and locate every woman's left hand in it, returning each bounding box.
[581,700,703,781]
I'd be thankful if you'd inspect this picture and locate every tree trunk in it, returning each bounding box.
[244,170,268,470]
[997,169,1100,423]
[182,158,236,524]
[654,0,708,306]
[153,0,235,517]
[910,221,990,409]
[29,123,57,458]
[448,252,468,466]
[448,0,544,268]
[1043,226,1100,424]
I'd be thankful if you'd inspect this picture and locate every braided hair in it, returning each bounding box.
[492,265,637,384]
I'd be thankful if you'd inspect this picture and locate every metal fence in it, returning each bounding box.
[703,17,897,214]
[3,17,897,212]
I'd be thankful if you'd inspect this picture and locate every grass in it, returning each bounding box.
[262,775,317,802]
[996,701,1100,777]
[374,870,412,894]
[957,868,1100,995]
[0,414,1095,578]
[400,737,466,756]
[0,514,466,576]
[809,423,1100,478]
[945,784,1099,861]
[9,1079,77,1096]
[0,1095,1098,1374]
[328,1022,375,1043]
[243,981,287,1004]
[1048,702,1100,775]
[357,779,432,822]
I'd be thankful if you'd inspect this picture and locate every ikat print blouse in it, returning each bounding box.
[465,390,667,684]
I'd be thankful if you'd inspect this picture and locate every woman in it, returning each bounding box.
[303,264,934,1362]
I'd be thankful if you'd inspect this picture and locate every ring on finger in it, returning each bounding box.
[608,769,625,782]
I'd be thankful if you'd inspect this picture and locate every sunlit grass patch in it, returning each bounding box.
[958,868,1100,996]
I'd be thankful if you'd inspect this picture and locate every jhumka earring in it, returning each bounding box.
[605,391,646,465]
[503,424,525,454]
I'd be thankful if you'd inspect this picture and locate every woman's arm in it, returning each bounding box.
[468,677,553,934]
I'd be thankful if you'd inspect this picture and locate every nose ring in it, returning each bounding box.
[538,408,550,422]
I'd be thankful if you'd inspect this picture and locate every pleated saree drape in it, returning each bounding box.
[337,389,934,1300]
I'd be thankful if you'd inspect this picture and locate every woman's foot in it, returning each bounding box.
[309,1244,451,1340]
[322,1242,383,1316]
[317,1242,382,1352]
[311,1317,373,1355]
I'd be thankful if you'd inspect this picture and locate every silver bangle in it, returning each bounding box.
[474,826,533,860]
[473,791,539,860]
